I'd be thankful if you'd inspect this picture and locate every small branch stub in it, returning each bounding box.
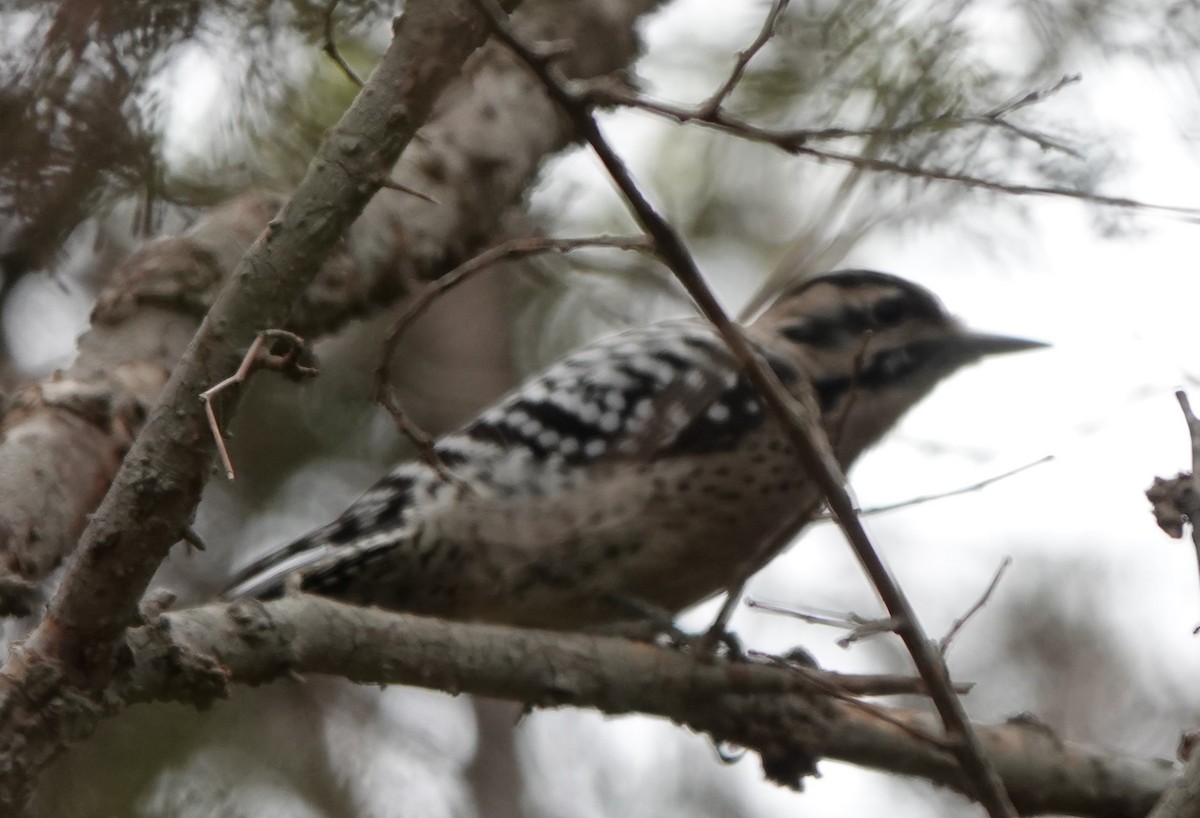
[200,330,318,479]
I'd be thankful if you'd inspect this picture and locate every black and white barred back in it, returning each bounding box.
[225,270,1042,628]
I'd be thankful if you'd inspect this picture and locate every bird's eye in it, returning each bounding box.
[872,298,906,326]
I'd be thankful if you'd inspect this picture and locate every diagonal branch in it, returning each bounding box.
[469,2,1018,815]
[695,0,790,118]
[0,0,521,810]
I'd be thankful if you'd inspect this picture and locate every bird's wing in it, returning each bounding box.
[438,320,798,471]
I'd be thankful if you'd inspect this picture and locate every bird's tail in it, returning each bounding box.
[222,521,348,601]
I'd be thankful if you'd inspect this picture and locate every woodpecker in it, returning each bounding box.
[225,270,1042,628]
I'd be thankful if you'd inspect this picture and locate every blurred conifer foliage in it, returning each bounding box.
[1,1,1198,817]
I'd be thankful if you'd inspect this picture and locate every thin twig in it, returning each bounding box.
[471,3,1017,815]
[378,234,651,381]
[743,652,975,696]
[747,598,869,629]
[200,334,265,479]
[582,83,1200,218]
[986,74,1081,117]
[374,234,653,482]
[389,401,469,489]
[988,118,1080,158]
[375,234,652,396]
[973,74,1083,157]
[592,80,1081,152]
[321,0,364,88]
[939,557,1013,655]
[747,650,958,749]
[377,175,440,204]
[696,0,790,118]
[748,599,904,647]
[833,619,904,648]
[793,144,1200,216]
[199,330,318,480]
[851,455,1054,517]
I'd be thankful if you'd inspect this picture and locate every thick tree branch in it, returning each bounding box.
[0,0,522,809]
[109,597,1175,818]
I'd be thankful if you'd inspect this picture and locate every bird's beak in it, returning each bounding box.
[962,332,1049,358]
[922,331,1048,372]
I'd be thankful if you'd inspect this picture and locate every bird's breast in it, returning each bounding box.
[398,425,820,628]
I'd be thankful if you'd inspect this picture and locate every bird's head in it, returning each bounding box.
[754,269,1045,461]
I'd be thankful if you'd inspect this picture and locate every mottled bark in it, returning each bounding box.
[0,0,518,808]
[106,598,1174,818]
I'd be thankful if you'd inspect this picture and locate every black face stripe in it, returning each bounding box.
[861,345,921,383]
[812,338,956,410]
[777,271,951,347]
[781,307,871,347]
[813,375,849,413]
[870,297,901,326]
[780,296,948,348]
[781,317,838,346]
